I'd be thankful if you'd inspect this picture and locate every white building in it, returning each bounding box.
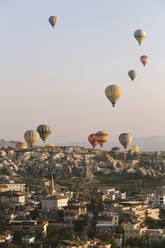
[148,188,165,209]
[42,195,69,210]
[101,187,126,201]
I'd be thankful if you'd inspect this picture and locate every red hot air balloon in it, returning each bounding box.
[16,142,27,149]
[88,134,98,149]
[140,55,149,66]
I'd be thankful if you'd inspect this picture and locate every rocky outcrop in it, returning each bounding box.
[0,146,164,179]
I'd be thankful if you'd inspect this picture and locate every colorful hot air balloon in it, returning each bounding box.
[44,144,55,148]
[95,131,109,147]
[119,133,133,149]
[49,16,58,28]
[134,29,146,45]
[140,55,149,66]
[16,142,27,149]
[24,130,39,147]
[88,134,98,149]
[37,125,52,142]
[128,70,137,81]
[105,85,122,107]
[131,145,140,153]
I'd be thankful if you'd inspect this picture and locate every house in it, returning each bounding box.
[0,183,25,192]
[101,210,119,226]
[64,203,87,221]
[123,222,147,240]
[96,221,115,232]
[22,235,35,244]
[147,187,165,209]
[3,230,13,242]
[0,235,5,243]
[42,195,69,210]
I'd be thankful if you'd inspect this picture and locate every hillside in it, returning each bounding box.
[0,146,165,181]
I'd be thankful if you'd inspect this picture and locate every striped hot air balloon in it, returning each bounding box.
[119,133,133,149]
[95,131,109,147]
[140,55,149,66]
[105,85,122,107]
[24,130,39,147]
[16,142,27,149]
[88,134,98,149]
[49,16,58,28]
[37,125,52,142]
[134,29,146,45]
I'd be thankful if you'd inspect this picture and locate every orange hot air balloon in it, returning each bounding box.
[88,134,98,149]
[140,55,149,66]
[95,131,109,147]
[16,142,27,149]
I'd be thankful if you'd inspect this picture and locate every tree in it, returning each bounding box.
[13,230,26,242]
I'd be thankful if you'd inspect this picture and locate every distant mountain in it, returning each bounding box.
[0,139,18,148]
[0,136,165,151]
[58,136,165,151]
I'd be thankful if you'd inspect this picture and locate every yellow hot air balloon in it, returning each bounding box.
[24,130,39,147]
[134,29,146,45]
[95,131,109,147]
[44,144,55,148]
[131,145,140,153]
[49,16,58,28]
[37,125,52,142]
[105,85,122,107]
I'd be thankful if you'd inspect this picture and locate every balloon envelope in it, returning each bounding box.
[119,133,133,149]
[24,130,39,147]
[131,145,140,153]
[140,55,149,66]
[134,29,146,45]
[37,125,52,142]
[88,134,98,149]
[95,131,109,147]
[128,70,137,81]
[45,144,55,148]
[16,142,27,149]
[105,85,122,107]
[49,16,58,28]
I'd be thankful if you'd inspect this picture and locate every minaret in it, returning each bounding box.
[51,176,56,196]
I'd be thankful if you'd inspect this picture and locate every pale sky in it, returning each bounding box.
[0,0,165,145]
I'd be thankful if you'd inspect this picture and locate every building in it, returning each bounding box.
[22,235,35,244]
[148,188,165,209]
[42,195,69,210]
[96,221,115,233]
[0,183,25,192]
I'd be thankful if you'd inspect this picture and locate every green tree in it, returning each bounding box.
[13,230,26,242]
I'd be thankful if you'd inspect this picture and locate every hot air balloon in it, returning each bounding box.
[88,134,98,149]
[128,70,137,81]
[49,16,58,28]
[24,130,39,147]
[140,55,149,66]
[95,131,109,147]
[37,125,52,142]
[16,142,27,149]
[131,145,140,153]
[105,85,122,107]
[44,144,55,148]
[134,29,146,45]
[119,133,133,149]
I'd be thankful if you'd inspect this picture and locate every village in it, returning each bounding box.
[0,176,165,248]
